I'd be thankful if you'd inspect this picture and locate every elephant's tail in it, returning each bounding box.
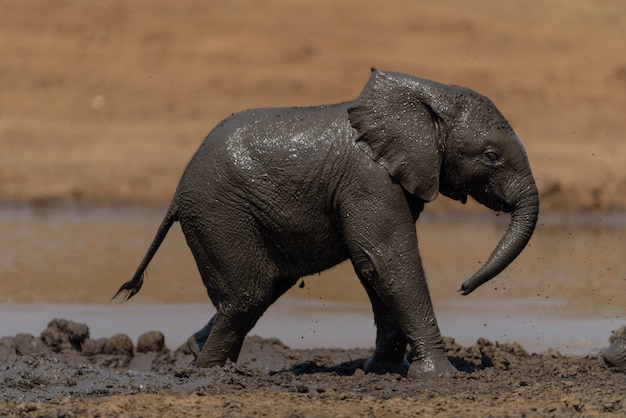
[111,204,178,302]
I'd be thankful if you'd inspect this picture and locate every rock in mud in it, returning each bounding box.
[81,333,136,368]
[40,318,89,353]
[137,331,168,353]
[603,325,626,373]
[443,337,528,372]
[15,333,50,356]
[0,336,16,362]
[102,333,134,356]
[6,334,50,359]
[81,337,109,356]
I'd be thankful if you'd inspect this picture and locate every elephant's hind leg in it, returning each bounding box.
[178,211,272,367]
[194,276,298,368]
[195,313,248,367]
[195,288,271,368]
[192,238,298,368]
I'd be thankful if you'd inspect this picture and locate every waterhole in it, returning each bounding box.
[0,206,624,354]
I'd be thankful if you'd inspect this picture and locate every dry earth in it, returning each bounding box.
[1,0,626,212]
[1,0,626,416]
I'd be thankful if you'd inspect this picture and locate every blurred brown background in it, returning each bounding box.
[1,0,625,211]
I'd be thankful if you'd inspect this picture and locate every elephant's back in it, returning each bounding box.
[180,103,356,191]
[212,102,355,160]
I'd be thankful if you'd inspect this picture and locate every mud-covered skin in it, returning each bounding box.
[0,320,624,416]
[114,69,538,378]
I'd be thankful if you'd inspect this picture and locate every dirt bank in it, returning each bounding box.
[0,319,624,417]
[1,0,626,212]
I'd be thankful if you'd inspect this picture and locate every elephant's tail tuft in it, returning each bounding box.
[111,271,146,302]
[110,204,178,302]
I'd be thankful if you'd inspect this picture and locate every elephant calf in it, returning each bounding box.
[114,68,539,378]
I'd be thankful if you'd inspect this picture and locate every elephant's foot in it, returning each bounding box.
[186,317,215,358]
[194,341,230,369]
[407,353,457,379]
[363,354,410,376]
[185,335,202,359]
[195,350,228,369]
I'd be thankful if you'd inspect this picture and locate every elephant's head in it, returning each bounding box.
[348,68,539,295]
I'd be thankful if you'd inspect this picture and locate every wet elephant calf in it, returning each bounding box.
[113,68,539,379]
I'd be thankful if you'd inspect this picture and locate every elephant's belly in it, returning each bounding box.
[264,222,350,279]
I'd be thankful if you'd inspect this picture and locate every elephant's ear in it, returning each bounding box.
[348,69,446,202]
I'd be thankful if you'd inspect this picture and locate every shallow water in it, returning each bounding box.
[0,205,624,354]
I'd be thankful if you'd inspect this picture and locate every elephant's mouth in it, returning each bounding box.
[441,190,468,204]
[483,197,512,213]
[468,183,513,213]
[466,188,512,213]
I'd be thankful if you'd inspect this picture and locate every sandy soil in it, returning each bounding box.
[1,0,626,212]
[2,0,626,416]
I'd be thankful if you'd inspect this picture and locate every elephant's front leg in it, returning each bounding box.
[343,200,456,379]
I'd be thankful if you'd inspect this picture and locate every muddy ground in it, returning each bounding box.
[2,0,626,416]
[0,319,624,417]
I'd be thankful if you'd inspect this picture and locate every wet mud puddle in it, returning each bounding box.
[1,206,624,354]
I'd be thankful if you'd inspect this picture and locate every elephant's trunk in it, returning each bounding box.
[460,178,539,295]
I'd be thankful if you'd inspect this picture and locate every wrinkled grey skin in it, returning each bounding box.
[114,69,539,379]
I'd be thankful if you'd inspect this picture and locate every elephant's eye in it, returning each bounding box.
[485,151,498,165]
